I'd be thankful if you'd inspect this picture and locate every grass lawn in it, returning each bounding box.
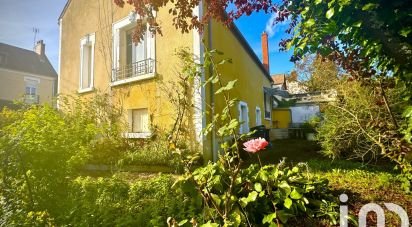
[85,139,411,226]
[242,139,412,226]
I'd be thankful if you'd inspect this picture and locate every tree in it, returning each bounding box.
[113,0,278,42]
[279,0,411,84]
[115,0,411,87]
[294,54,340,92]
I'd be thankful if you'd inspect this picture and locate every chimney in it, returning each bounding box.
[35,40,45,56]
[261,31,269,72]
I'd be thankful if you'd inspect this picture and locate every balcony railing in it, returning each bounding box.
[24,94,39,104]
[112,58,154,82]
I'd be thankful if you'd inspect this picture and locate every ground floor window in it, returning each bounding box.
[24,77,40,104]
[256,107,262,126]
[129,108,150,133]
[239,101,249,134]
[264,89,272,120]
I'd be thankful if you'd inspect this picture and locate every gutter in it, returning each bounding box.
[208,21,217,162]
[58,0,71,25]
[228,24,273,83]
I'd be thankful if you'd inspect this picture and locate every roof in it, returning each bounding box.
[228,24,273,83]
[0,43,57,78]
[58,0,71,23]
[272,74,286,85]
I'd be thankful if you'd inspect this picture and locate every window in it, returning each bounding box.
[24,77,40,104]
[79,33,95,92]
[255,107,262,126]
[264,89,272,120]
[131,109,149,133]
[125,108,151,138]
[126,28,146,67]
[25,86,36,95]
[112,14,155,85]
[238,101,249,134]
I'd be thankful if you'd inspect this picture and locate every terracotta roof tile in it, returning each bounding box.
[271,74,286,85]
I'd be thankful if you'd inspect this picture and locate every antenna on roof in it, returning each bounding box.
[33,27,39,50]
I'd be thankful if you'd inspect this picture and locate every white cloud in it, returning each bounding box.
[265,13,290,38]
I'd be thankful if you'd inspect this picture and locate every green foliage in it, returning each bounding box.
[0,105,92,225]
[294,54,340,92]
[281,0,412,84]
[120,138,174,167]
[275,98,296,108]
[59,93,127,165]
[169,48,339,226]
[119,133,202,172]
[316,79,412,192]
[0,93,128,225]
[67,174,196,226]
[402,106,412,144]
[317,80,407,160]
[0,88,202,225]
[302,116,321,134]
[175,161,339,226]
[280,1,412,177]
[307,158,412,226]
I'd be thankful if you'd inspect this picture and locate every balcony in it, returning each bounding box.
[24,94,39,104]
[111,58,155,85]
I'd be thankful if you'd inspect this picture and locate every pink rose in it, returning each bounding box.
[243,137,269,153]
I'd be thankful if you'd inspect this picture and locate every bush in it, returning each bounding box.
[317,80,407,160]
[120,135,177,167]
[66,174,197,226]
[0,105,93,225]
[0,94,127,225]
[174,161,340,226]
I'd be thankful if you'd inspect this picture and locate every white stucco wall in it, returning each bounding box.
[290,105,320,123]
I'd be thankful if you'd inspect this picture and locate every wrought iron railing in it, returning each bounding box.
[24,94,39,104]
[112,58,154,82]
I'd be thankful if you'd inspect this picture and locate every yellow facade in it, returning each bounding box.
[272,109,291,129]
[59,1,194,129]
[202,21,273,161]
[0,68,56,105]
[59,0,273,162]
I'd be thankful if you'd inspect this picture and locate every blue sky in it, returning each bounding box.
[0,0,67,70]
[0,0,294,75]
[235,12,294,74]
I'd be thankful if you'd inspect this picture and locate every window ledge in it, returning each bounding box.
[110,73,155,87]
[264,118,271,121]
[122,132,152,139]
[78,87,94,94]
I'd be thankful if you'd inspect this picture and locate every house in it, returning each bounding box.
[271,74,287,90]
[269,75,337,139]
[285,71,307,94]
[58,0,273,162]
[0,41,57,109]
